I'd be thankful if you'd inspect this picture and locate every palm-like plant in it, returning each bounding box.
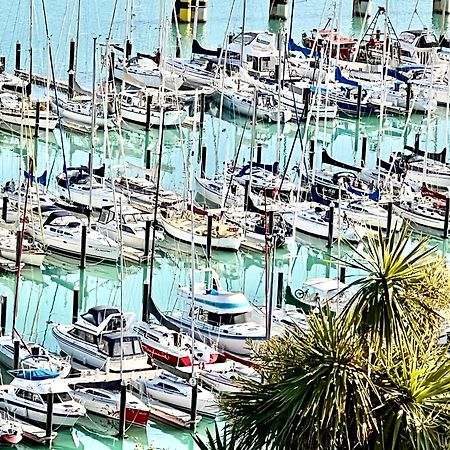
[193,423,238,450]
[220,225,450,450]
[222,312,378,450]
[341,225,438,350]
[373,337,450,450]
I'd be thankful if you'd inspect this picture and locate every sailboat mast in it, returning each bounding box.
[74,0,81,75]
[88,37,98,225]
[28,0,33,93]
[240,0,247,66]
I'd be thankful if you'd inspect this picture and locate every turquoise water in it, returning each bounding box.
[0,0,447,448]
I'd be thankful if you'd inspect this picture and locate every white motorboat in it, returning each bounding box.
[309,186,403,232]
[164,58,220,89]
[262,81,338,120]
[52,306,151,373]
[0,335,71,377]
[131,321,220,367]
[73,387,150,427]
[51,96,115,129]
[27,205,120,262]
[341,199,403,232]
[0,93,57,131]
[0,369,86,427]
[160,208,242,251]
[97,205,164,250]
[282,201,365,243]
[119,89,187,127]
[56,166,124,210]
[148,268,274,355]
[132,373,219,418]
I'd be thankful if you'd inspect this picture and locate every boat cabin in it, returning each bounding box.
[98,205,152,227]
[398,29,439,64]
[226,31,278,74]
[80,306,127,331]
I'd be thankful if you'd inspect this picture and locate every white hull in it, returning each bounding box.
[120,105,187,127]
[160,215,241,251]
[0,335,71,377]
[220,91,292,123]
[0,111,57,130]
[56,185,118,209]
[392,203,444,231]
[195,176,242,207]
[52,324,149,373]
[115,65,184,91]
[27,223,119,262]
[283,203,364,243]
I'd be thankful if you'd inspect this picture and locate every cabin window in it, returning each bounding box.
[41,392,73,403]
[99,210,108,222]
[16,389,40,403]
[111,338,141,357]
[157,383,179,394]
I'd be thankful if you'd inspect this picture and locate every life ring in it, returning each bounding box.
[269,70,275,78]
[295,288,305,299]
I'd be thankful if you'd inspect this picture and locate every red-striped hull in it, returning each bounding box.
[142,342,219,367]
[125,408,150,427]
[0,431,23,445]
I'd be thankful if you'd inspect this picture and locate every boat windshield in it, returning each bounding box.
[195,308,263,326]
[109,336,143,357]
[41,392,73,403]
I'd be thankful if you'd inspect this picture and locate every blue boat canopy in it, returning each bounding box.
[10,368,60,380]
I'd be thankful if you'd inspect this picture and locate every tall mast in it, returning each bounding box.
[240,0,247,66]
[28,0,33,94]
[74,0,81,75]
[88,37,97,226]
